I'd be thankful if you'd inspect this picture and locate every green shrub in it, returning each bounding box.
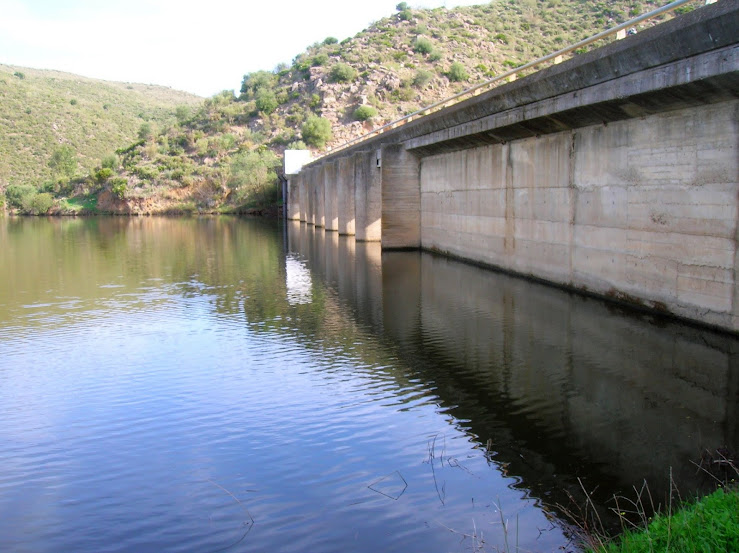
[101,154,119,170]
[94,168,114,183]
[228,148,281,207]
[49,145,77,179]
[448,62,469,82]
[428,50,442,62]
[240,70,275,98]
[28,193,53,215]
[255,88,278,114]
[399,9,413,21]
[329,63,356,83]
[396,2,409,10]
[301,115,332,148]
[412,69,433,88]
[323,36,338,45]
[287,140,308,150]
[175,105,192,124]
[110,178,128,199]
[13,71,25,79]
[70,99,78,106]
[312,53,329,66]
[5,184,37,209]
[138,122,153,140]
[353,105,378,121]
[135,165,158,180]
[413,37,434,54]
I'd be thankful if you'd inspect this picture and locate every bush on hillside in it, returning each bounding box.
[101,154,119,170]
[329,63,356,83]
[138,122,153,141]
[27,193,53,215]
[110,178,128,199]
[353,105,378,121]
[255,89,278,114]
[48,145,78,179]
[399,9,413,21]
[312,53,329,67]
[448,62,469,82]
[413,37,434,54]
[5,184,37,209]
[301,116,332,148]
[412,69,433,88]
[228,148,281,207]
[94,168,114,183]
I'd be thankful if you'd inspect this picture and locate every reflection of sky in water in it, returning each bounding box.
[1,217,736,553]
[0,218,569,553]
[285,254,313,305]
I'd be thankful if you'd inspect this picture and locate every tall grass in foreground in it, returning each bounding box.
[591,486,738,553]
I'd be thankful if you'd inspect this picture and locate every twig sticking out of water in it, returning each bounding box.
[206,478,255,553]
[426,433,446,505]
[368,470,408,500]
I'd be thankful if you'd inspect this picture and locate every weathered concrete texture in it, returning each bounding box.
[337,156,356,235]
[324,162,338,231]
[304,166,315,225]
[353,150,382,241]
[421,100,739,332]
[287,174,301,220]
[381,144,421,249]
[314,165,326,228]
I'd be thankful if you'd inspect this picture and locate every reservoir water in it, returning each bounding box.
[0,216,736,552]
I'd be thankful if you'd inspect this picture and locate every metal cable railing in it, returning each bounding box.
[313,0,697,162]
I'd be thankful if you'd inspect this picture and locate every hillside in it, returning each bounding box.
[1,0,701,215]
[0,64,203,187]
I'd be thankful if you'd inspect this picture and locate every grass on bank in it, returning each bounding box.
[589,486,738,553]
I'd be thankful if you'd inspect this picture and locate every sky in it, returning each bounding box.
[0,0,484,97]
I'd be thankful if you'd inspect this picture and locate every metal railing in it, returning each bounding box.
[314,0,697,162]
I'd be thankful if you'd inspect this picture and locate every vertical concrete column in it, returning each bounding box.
[381,144,421,249]
[337,156,356,236]
[298,169,308,223]
[305,167,315,225]
[354,150,382,242]
[315,164,326,229]
[287,174,301,220]
[324,161,339,231]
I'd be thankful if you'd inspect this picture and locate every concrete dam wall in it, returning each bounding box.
[286,1,739,332]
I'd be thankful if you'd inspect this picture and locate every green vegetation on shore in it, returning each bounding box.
[1,0,702,215]
[589,487,738,553]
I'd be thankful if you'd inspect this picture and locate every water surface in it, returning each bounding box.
[0,216,736,552]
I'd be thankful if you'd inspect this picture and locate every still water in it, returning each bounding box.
[0,216,736,553]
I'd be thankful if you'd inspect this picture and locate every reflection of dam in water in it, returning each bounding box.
[286,220,738,514]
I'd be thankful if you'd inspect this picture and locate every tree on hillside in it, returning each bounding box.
[240,71,276,100]
[48,145,77,179]
[301,116,333,149]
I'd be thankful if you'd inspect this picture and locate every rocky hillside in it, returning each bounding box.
[2,0,701,215]
[243,0,699,149]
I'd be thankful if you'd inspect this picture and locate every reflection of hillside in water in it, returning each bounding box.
[285,221,738,518]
